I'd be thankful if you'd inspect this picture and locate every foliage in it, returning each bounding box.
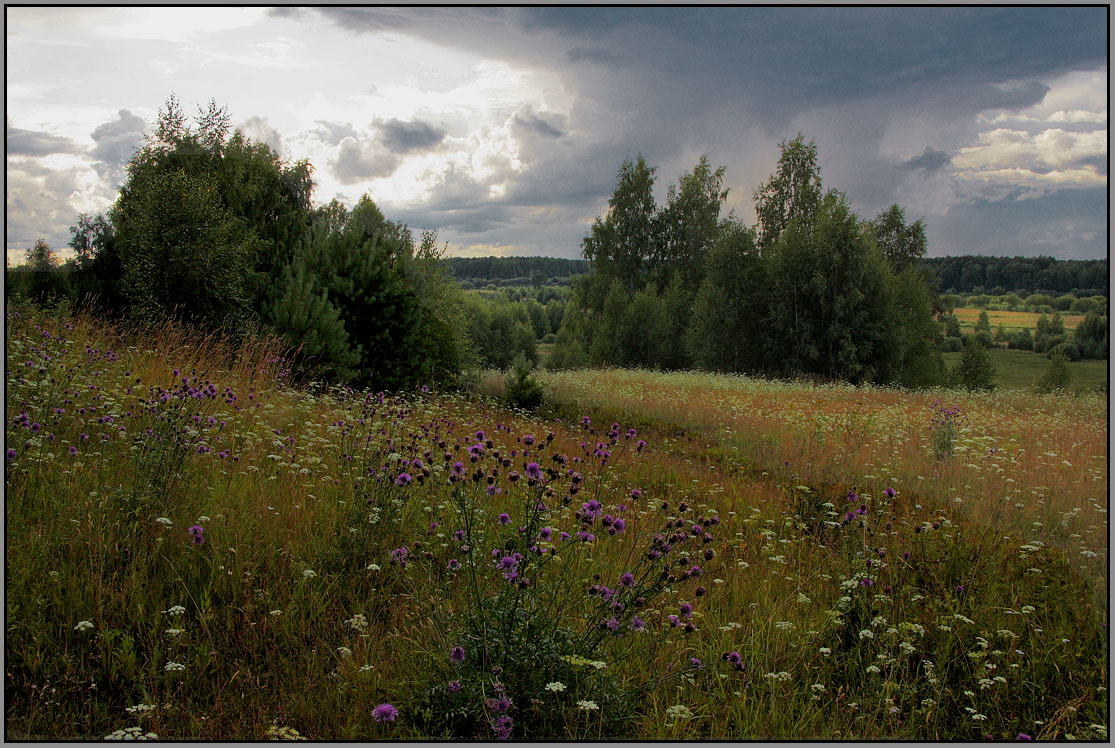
[503,351,545,410]
[1072,312,1108,359]
[753,133,822,257]
[1035,352,1073,394]
[954,336,996,392]
[871,204,927,272]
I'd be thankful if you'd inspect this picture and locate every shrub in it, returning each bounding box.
[1047,341,1081,362]
[1035,352,1073,394]
[954,336,995,391]
[504,352,545,410]
[972,330,993,349]
[1007,328,1033,351]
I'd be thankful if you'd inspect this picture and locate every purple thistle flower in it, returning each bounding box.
[631,616,646,631]
[450,646,465,664]
[525,462,542,479]
[631,488,642,499]
[68,445,78,456]
[1016,734,1032,741]
[724,651,742,667]
[6,448,15,461]
[636,439,646,453]
[447,558,460,571]
[372,703,398,722]
[475,430,485,442]
[884,487,896,498]
[395,472,412,486]
[605,616,620,631]
[619,572,635,587]
[690,657,702,668]
[497,513,511,525]
[539,527,552,540]
[448,680,462,694]
[451,461,465,476]
[523,434,534,446]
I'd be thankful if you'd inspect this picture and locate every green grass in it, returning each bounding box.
[943,347,1108,392]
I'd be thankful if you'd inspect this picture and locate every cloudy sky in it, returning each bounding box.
[6,5,1108,265]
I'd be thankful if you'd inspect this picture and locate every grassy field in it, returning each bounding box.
[6,303,1108,741]
[942,347,1108,392]
[953,307,1086,333]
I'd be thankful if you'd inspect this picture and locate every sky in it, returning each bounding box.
[5,5,1109,266]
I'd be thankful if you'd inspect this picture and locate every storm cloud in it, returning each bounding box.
[374,118,446,154]
[7,118,86,157]
[90,109,147,182]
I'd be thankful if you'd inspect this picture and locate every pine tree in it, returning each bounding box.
[955,336,996,391]
[1035,352,1072,394]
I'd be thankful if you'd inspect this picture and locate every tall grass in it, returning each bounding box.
[6,303,1108,740]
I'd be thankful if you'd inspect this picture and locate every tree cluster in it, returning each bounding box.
[21,97,476,391]
[551,136,945,387]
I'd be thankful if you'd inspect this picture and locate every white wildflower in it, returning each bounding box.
[75,620,94,632]
[545,682,566,692]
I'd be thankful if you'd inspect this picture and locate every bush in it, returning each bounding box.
[1035,352,1073,394]
[504,352,545,410]
[940,335,963,353]
[1007,328,1034,351]
[1047,342,1081,362]
[954,336,995,391]
[972,330,993,349]
[541,333,557,345]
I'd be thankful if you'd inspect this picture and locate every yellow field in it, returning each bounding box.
[954,307,1085,332]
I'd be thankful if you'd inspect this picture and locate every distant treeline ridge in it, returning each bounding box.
[440,254,1107,297]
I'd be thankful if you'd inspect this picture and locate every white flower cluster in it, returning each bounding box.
[104,726,159,740]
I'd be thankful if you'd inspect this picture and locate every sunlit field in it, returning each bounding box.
[953,307,1086,333]
[6,303,1108,741]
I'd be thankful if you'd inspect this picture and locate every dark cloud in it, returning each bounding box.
[978,81,1051,111]
[374,118,446,154]
[903,147,952,175]
[7,118,85,157]
[314,119,358,146]
[331,136,399,183]
[237,115,283,155]
[512,106,565,139]
[928,186,1106,259]
[90,109,146,182]
[565,46,623,66]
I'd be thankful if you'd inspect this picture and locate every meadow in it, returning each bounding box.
[941,348,1108,393]
[953,307,1086,333]
[5,302,1109,741]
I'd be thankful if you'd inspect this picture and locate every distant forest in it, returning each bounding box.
[443,256,589,288]
[921,256,1108,296]
[444,254,1108,297]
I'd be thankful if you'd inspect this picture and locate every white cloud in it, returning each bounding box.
[951,127,1106,173]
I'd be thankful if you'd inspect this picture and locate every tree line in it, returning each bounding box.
[548,136,945,387]
[920,255,1107,297]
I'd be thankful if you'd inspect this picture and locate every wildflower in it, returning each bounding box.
[188,525,205,545]
[448,680,462,693]
[451,461,465,477]
[545,682,566,692]
[165,628,184,636]
[166,605,186,616]
[859,629,874,640]
[337,647,352,659]
[372,703,398,722]
[446,558,460,571]
[523,434,534,445]
[605,616,620,631]
[679,603,693,619]
[104,727,158,740]
[1017,734,1032,741]
[346,614,368,633]
[450,646,465,664]
[665,704,693,720]
[164,662,186,671]
[493,714,513,740]
[619,572,635,587]
[497,513,511,525]
[302,569,316,579]
[366,563,381,572]
[74,620,94,632]
[68,445,78,456]
[155,517,173,526]
[395,472,412,486]
[723,651,742,668]
[884,487,896,498]
[631,616,646,631]
[577,700,599,711]
[525,462,542,480]
[6,449,14,461]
